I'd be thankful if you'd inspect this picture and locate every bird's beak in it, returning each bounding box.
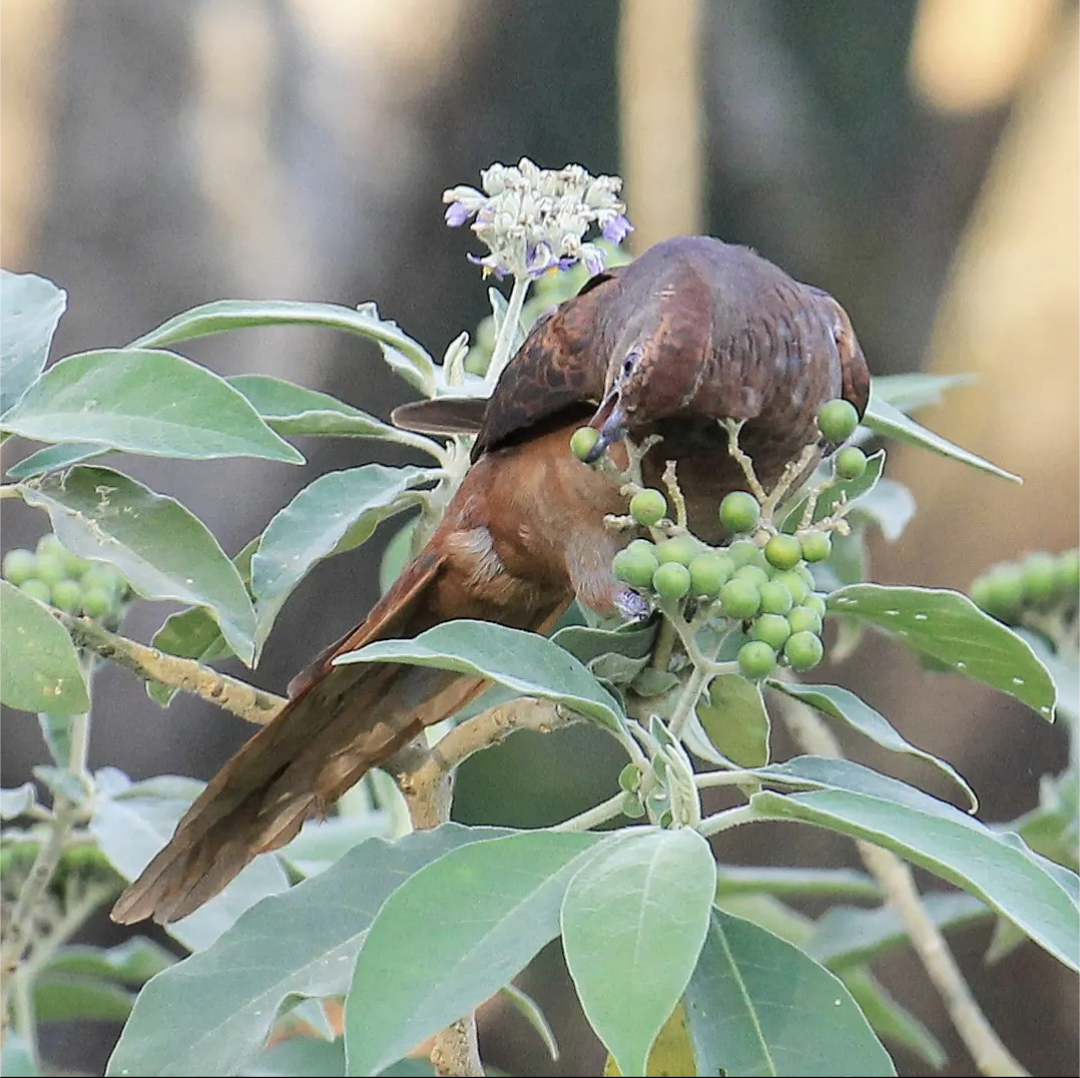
[584,388,626,463]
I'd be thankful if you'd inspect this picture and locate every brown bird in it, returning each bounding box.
[111,235,869,925]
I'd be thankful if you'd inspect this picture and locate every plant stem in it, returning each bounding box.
[696,803,759,836]
[778,692,1029,1078]
[486,275,530,389]
[553,792,627,832]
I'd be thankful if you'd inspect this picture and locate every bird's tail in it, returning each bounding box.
[111,546,537,926]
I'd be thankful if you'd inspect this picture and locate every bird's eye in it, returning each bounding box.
[621,351,639,377]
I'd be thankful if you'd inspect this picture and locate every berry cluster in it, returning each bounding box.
[971,549,1079,627]
[3,535,130,626]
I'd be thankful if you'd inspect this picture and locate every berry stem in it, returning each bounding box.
[661,460,688,528]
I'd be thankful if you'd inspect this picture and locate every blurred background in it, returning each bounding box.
[1,0,1077,1074]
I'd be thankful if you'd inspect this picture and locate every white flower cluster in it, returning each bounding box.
[442,157,632,280]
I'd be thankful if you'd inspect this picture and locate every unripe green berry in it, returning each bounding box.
[787,605,824,636]
[34,553,67,587]
[738,640,777,680]
[817,398,859,442]
[1057,549,1079,594]
[719,578,761,620]
[569,426,601,461]
[36,535,66,558]
[974,565,1025,619]
[81,587,115,620]
[733,564,769,589]
[2,549,36,586]
[652,561,692,600]
[719,491,760,534]
[630,489,667,527]
[835,446,868,481]
[49,579,82,613]
[758,580,795,615]
[18,579,52,604]
[655,535,704,567]
[784,630,824,671]
[60,547,89,579]
[688,552,734,597]
[728,540,766,569]
[804,593,828,617]
[771,570,810,605]
[799,531,832,563]
[1022,552,1058,606]
[81,564,125,598]
[765,533,803,571]
[751,613,792,650]
[613,546,660,589]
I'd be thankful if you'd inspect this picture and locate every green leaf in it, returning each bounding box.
[228,374,442,456]
[1,349,303,463]
[868,372,975,413]
[805,891,989,968]
[767,680,977,810]
[839,968,945,1069]
[694,674,770,767]
[21,467,257,664]
[91,769,288,953]
[244,1037,346,1078]
[106,824,505,1078]
[1,782,38,820]
[715,865,881,902]
[784,449,885,530]
[862,393,1019,483]
[827,584,1057,719]
[1,1033,39,1077]
[34,973,134,1023]
[251,464,437,653]
[561,828,716,1078]
[130,299,438,398]
[0,270,67,415]
[499,983,560,1062]
[38,711,74,766]
[378,517,419,593]
[750,757,1080,972]
[276,813,392,879]
[44,939,175,986]
[0,581,90,713]
[344,829,602,1078]
[6,441,106,479]
[684,909,895,1077]
[846,478,916,543]
[337,620,628,734]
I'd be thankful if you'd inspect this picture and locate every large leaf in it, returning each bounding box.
[862,393,1019,483]
[694,674,770,767]
[0,270,67,415]
[562,828,716,1077]
[749,758,1080,971]
[684,909,895,1077]
[91,769,288,953]
[343,829,603,1078]
[130,299,438,397]
[767,680,976,810]
[106,825,505,1078]
[0,581,90,713]
[250,465,437,652]
[868,372,974,413]
[6,441,107,479]
[827,584,1057,719]
[336,620,628,733]
[21,467,257,663]
[1,348,302,463]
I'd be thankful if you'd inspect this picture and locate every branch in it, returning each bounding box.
[778,692,1029,1078]
[52,610,285,725]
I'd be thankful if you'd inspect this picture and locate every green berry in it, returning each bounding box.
[804,593,828,617]
[652,561,692,601]
[81,564,125,597]
[719,491,760,534]
[738,640,777,680]
[629,489,667,527]
[817,398,859,442]
[18,579,52,604]
[1057,549,1079,593]
[34,553,67,587]
[784,630,824,671]
[733,564,770,589]
[81,587,115,619]
[751,613,792,650]
[36,534,66,558]
[613,545,660,589]
[2,549,37,586]
[765,533,803,571]
[835,447,868,481]
[689,552,734,597]
[570,426,601,461]
[655,535,704,567]
[1022,552,1058,606]
[719,578,761,620]
[787,605,824,636]
[975,565,1025,619]
[49,579,82,613]
[728,539,766,569]
[758,580,795,615]
[772,570,810,606]
[799,531,832,563]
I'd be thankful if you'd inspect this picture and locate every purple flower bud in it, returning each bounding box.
[444,202,473,228]
[582,245,605,277]
[602,214,633,244]
[467,253,507,280]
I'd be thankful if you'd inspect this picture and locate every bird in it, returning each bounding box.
[111,235,869,925]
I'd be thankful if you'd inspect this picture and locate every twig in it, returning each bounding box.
[430,1017,483,1078]
[778,692,1029,1078]
[553,792,627,832]
[52,610,285,725]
